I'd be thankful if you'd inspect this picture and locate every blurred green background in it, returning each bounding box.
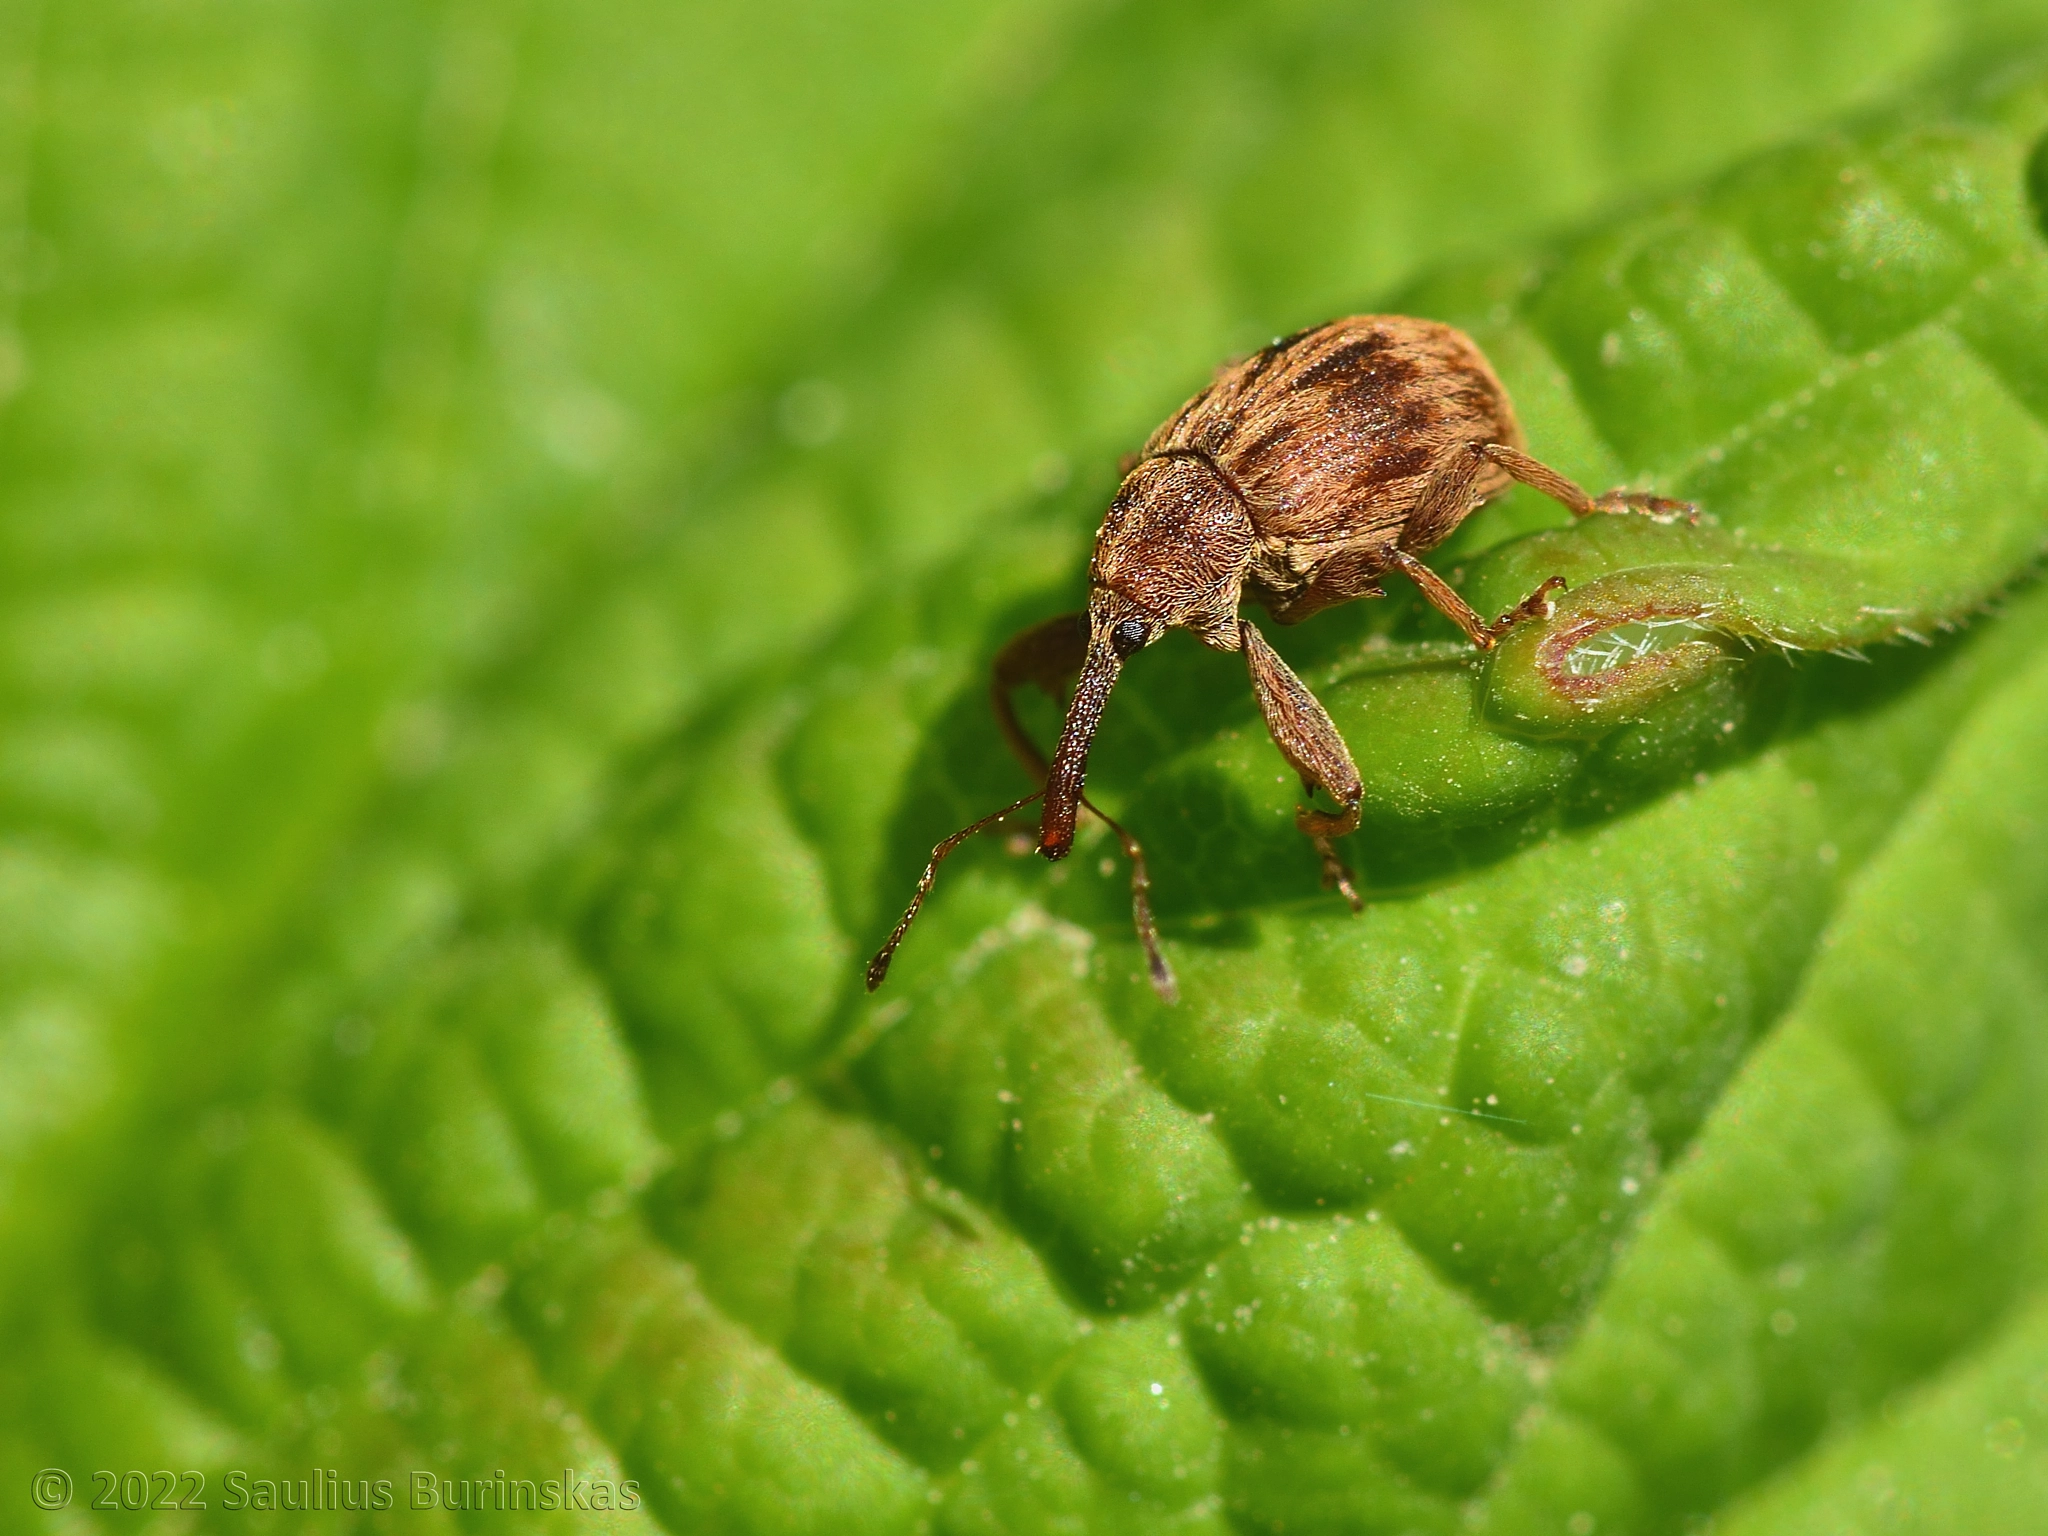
[7,0,2048,1531]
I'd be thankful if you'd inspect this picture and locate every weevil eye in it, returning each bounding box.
[1110,618,1151,659]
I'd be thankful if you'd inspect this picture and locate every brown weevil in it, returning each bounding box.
[867,315,1692,1001]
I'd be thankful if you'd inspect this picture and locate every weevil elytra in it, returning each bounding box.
[867,315,1691,1001]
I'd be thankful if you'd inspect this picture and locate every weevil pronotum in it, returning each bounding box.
[867,315,1691,1001]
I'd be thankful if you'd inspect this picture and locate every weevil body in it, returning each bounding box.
[870,316,1690,999]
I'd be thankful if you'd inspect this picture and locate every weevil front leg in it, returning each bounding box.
[1241,620,1365,911]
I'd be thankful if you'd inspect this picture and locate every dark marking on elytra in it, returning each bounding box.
[1294,335,1406,394]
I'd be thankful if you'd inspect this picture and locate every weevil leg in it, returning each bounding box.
[1403,440,1695,555]
[1393,435,1692,651]
[991,611,1088,780]
[1388,548,1566,652]
[1479,442,1697,524]
[1241,620,1365,911]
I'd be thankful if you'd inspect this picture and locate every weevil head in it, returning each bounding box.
[1037,454,1255,860]
[1090,453,1256,646]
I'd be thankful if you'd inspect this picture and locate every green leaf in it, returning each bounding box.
[8,4,2048,1535]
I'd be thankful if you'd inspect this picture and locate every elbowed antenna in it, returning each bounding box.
[863,780,1175,1003]
[1036,637,1123,860]
[866,610,1174,1002]
[865,788,1045,992]
[1079,792,1176,1003]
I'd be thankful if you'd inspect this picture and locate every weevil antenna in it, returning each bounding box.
[863,786,1176,1004]
[865,789,1046,991]
[1078,791,1176,1003]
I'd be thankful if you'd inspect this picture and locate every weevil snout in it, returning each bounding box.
[1037,588,1160,860]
